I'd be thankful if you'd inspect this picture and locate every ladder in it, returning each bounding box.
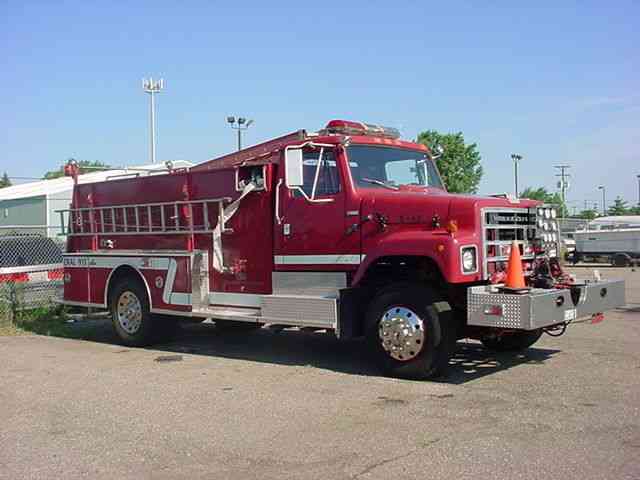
[57,197,232,237]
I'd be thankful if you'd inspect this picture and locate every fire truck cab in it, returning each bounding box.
[59,120,625,379]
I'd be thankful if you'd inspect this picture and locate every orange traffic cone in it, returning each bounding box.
[505,240,527,290]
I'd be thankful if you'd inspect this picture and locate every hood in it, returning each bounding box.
[359,188,540,229]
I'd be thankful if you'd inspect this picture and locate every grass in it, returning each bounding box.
[0,305,98,340]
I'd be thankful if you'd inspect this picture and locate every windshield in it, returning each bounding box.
[347,145,444,189]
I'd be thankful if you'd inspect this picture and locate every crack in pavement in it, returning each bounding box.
[352,449,417,478]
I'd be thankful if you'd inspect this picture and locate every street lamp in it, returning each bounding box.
[598,185,606,216]
[511,154,523,197]
[227,116,254,151]
[142,77,164,164]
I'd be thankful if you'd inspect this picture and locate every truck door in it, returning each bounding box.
[274,145,361,270]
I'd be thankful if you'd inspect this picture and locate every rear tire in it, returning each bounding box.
[365,284,456,380]
[481,329,543,352]
[612,253,631,267]
[109,277,158,347]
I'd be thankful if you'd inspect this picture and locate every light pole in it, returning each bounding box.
[227,116,254,151]
[142,77,164,164]
[511,154,523,197]
[598,185,606,216]
[637,174,640,207]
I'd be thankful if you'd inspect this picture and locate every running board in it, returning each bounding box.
[191,307,259,322]
[191,295,337,329]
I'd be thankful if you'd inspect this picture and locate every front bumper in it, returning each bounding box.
[467,279,625,330]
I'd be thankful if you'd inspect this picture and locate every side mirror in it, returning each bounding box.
[430,144,444,160]
[285,149,304,187]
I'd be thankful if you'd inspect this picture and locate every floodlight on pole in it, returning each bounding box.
[510,154,523,197]
[227,116,254,151]
[142,77,164,164]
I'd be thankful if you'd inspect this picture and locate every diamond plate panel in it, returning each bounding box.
[261,295,337,328]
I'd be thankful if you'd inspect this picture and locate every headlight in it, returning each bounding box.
[544,208,551,219]
[461,246,477,273]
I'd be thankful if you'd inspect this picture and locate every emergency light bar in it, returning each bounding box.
[323,120,401,139]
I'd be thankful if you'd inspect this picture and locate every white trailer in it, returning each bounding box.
[573,216,640,266]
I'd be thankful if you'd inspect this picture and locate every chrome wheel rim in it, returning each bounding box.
[116,291,143,334]
[378,306,425,361]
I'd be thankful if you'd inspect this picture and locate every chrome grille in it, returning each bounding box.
[482,208,536,279]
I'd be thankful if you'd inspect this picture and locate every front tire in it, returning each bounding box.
[365,284,455,380]
[481,329,543,352]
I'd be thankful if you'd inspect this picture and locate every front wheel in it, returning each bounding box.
[365,285,456,380]
[481,329,543,352]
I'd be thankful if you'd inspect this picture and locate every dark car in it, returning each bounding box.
[0,234,64,309]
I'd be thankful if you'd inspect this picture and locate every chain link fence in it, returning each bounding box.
[0,227,65,326]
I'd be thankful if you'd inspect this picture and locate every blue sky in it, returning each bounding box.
[2,1,638,210]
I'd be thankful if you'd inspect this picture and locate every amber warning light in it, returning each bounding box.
[323,120,401,139]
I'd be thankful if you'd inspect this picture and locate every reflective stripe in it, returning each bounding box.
[63,256,171,270]
[62,255,186,308]
[274,254,363,265]
[169,292,192,306]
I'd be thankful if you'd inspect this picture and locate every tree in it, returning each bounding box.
[416,131,483,193]
[519,186,568,216]
[43,159,111,179]
[0,172,11,188]
[630,205,640,215]
[607,196,630,216]
[575,209,598,220]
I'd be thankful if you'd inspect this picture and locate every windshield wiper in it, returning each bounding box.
[361,177,399,191]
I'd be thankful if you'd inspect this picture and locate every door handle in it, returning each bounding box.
[275,178,283,225]
[345,223,359,235]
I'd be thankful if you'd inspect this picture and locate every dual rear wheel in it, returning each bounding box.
[109,278,176,346]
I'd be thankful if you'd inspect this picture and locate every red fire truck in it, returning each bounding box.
[59,120,625,379]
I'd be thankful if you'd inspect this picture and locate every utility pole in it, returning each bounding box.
[554,164,571,218]
[598,185,606,216]
[511,154,523,197]
[227,116,254,151]
[142,78,164,164]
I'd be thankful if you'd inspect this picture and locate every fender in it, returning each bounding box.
[353,229,469,286]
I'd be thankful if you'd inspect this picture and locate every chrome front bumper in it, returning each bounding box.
[467,279,626,330]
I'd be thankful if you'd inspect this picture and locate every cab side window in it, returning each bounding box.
[295,149,340,198]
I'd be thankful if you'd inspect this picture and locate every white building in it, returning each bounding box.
[0,162,193,238]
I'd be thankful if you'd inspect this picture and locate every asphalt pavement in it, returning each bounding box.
[1,266,638,479]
